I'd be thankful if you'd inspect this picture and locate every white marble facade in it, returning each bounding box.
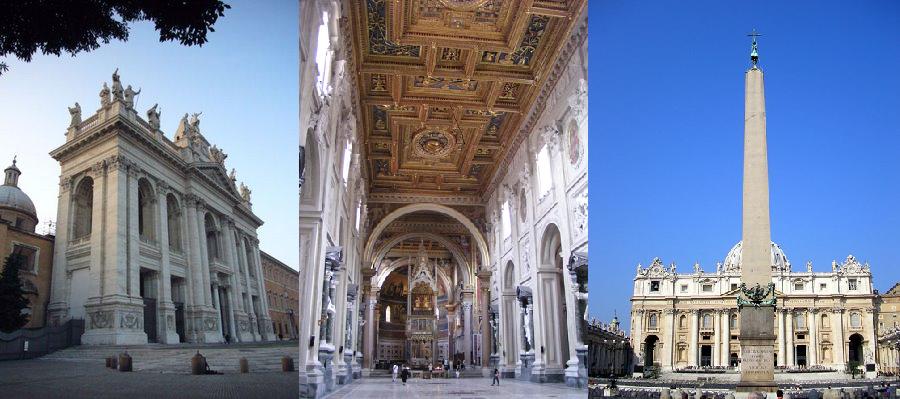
[631,244,878,373]
[47,71,272,345]
[485,11,589,387]
[299,1,367,397]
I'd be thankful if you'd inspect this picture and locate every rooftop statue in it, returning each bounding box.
[189,112,202,133]
[111,68,124,101]
[146,104,161,130]
[68,102,82,128]
[208,144,227,164]
[239,183,251,203]
[124,85,141,109]
[99,82,111,107]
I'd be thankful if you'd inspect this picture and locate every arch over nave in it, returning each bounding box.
[299,0,588,396]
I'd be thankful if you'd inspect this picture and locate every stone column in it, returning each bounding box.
[479,274,491,368]
[713,310,722,366]
[786,309,795,366]
[363,290,377,369]
[155,182,179,343]
[833,308,846,368]
[808,309,818,365]
[47,176,73,325]
[195,207,213,307]
[254,242,273,340]
[689,310,699,367]
[664,309,675,371]
[126,168,140,298]
[462,291,474,365]
[722,310,731,366]
[778,309,786,366]
[226,285,238,342]
[237,235,259,340]
[185,199,206,308]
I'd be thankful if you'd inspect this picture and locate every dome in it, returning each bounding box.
[722,241,790,272]
[0,159,38,223]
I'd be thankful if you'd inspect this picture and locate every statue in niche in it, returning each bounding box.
[146,104,161,130]
[99,82,111,107]
[124,85,141,108]
[68,103,82,128]
[111,69,124,101]
[523,308,533,351]
[415,296,421,309]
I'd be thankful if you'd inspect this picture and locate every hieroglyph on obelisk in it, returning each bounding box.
[736,30,778,393]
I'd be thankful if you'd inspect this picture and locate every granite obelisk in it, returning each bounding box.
[736,31,778,393]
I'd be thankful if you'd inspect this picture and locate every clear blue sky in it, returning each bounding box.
[0,1,299,268]
[588,1,900,329]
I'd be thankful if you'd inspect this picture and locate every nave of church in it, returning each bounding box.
[299,1,588,397]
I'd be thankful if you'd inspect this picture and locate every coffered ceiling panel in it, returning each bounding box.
[349,0,585,201]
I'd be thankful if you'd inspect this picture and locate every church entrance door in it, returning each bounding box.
[700,345,712,367]
[796,345,807,367]
[143,297,158,343]
[174,302,185,342]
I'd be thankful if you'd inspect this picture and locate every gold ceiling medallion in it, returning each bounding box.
[436,0,492,11]
[412,128,456,160]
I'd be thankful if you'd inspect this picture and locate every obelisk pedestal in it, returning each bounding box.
[735,39,778,393]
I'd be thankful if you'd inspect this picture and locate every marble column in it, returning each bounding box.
[689,310,699,367]
[777,309,786,366]
[237,236,259,340]
[195,207,213,307]
[462,291,474,365]
[833,308,846,368]
[665,309,675,371]
[713,311,722,366]
[722,310,731,366]
[47,176,73,325]
[155,182,179,343]
[786,310,795,366]
[251,241,272,340]
[126,168,139,299]
[363,290,377,369]
[808,309,818,365]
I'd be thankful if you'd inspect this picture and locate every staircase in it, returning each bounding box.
[41,342,300,374]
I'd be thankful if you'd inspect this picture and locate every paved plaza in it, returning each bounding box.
[0,358,297,398]
[324,377,586,399]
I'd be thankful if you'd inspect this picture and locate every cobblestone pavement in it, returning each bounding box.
[325,377,586,398]
[0,359,297,398]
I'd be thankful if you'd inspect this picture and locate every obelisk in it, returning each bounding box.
[736,30,778,393]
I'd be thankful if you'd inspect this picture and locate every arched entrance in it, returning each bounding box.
[643,335,659,368]
[538,223,570,370]
[848,333,864,364]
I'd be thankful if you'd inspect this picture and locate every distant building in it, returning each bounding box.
[261,251,298,340]
[585,315,632,377]
[631,248,878,372]
[0,159,55,328]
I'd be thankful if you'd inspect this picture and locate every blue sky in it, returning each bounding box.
[0,1,299,268]
[588,1,900,328]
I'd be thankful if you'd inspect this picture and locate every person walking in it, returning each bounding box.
[400,365,410,386]
[392,363,399,383]
[491,368,500,386]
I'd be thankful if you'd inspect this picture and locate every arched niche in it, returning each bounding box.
[371,232,471,289]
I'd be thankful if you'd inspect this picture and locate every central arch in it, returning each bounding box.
[370,232,472,289]
[364,203,489,284]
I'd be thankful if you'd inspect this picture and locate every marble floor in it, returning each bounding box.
[325,378,587,398]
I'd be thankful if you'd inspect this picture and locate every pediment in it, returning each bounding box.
[195,163,240,198]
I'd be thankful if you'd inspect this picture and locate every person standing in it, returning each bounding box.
[491,368,500,386]
[392,363,399,383]
[401,365,410,386]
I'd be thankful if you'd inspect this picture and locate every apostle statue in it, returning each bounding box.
[229,168,237,182]
[208,144,227,164]
[99,82,111,107]
[189,112,202,134]
[124,85,141,108]
[239,183,252,203]
[111,68,124,101]
[146,104,161,130]
[68,103,82,128]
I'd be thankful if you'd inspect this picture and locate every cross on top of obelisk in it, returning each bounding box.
[748,29,762,66]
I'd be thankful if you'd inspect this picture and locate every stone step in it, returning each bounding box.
[41,343,300,374]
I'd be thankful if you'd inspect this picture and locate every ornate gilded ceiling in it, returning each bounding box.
[349,0,585,202]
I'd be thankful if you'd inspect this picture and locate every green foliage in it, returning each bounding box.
[0,0,231,75]
[0,254,30,333]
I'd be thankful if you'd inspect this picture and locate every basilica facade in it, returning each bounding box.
[299,0,587,397]
[47,71,273,345]
[631,245,878,373]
